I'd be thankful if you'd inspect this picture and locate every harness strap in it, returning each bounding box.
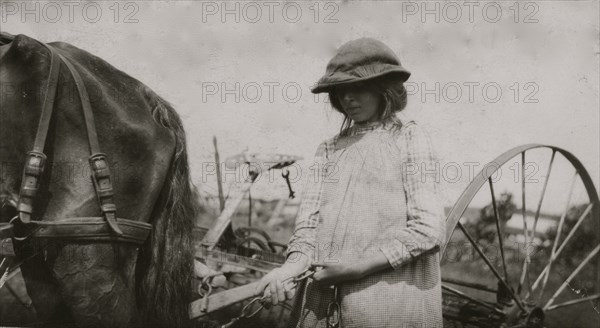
[54,52,101,154]
[0,218,150,246]
[32,45,61,153]
[55,53,123,236]
[16,44,60,223]
[16,40,124,237]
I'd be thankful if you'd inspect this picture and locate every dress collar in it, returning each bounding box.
[350,115,399,134]
[352,120,383,133]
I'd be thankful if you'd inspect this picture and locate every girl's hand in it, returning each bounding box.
[311,262,364,286]
[254,257,308,305]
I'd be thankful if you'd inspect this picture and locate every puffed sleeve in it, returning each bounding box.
[379,123,446,270]
[285,141,328,263]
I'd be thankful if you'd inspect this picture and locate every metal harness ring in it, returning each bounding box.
[9,216,40,241]
[326,286,341,328]
[240,296,266,318]
[326,301,341,328]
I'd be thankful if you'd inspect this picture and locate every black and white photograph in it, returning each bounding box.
[0,1,598,327]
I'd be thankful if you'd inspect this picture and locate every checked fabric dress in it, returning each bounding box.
[286,114,446,328]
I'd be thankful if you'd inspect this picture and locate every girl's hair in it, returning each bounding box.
[328,75,408,136]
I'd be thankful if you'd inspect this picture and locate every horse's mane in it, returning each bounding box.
[136,87,199,327]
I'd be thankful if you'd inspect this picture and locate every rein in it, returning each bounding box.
[0,40,151,246]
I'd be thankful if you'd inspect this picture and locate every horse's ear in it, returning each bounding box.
[135,96,198,327]
[0,32,15,45]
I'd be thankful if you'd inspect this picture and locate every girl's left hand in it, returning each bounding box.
[311,262,364,286]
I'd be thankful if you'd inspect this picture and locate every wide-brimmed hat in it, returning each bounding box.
[311,38,411,94]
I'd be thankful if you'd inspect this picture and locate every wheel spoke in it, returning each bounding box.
[527,203,594,299]
[442,277,498,293]
[538,171,578,299]
[530,150,556,240]
[543,244,600,310]
[545,293,600,311]
[441,145,600,322]
[518,152,531,296]
[442,284,498,311]
[488,178,510,285]
[457,222,526,312]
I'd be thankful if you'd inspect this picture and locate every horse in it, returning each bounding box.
[0,32,199,327]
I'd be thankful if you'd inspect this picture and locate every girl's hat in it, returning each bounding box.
[311,38,411,94]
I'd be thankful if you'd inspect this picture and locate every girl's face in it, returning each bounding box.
[335,83,382,123]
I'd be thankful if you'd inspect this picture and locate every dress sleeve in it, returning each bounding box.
[379,123,446,270]
[285,141,328,264]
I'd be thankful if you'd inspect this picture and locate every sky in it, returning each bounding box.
[1,0,598,214]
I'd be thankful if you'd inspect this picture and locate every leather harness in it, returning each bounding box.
[0,41,151,245]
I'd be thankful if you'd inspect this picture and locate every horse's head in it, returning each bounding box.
[0,33,198,327]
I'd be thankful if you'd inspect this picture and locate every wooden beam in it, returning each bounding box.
[195,247,283,273]
[201,180,255,249]
[213,136,225,213]
[189,281,260,319]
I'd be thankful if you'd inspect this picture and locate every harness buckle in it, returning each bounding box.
[17,151,47,223]
[89,153,123,236]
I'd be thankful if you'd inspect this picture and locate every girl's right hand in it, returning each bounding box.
[254,259,308,305]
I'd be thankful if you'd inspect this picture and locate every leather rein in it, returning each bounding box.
[0,41,151,245]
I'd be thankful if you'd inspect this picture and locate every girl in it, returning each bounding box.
[256,37,446,328]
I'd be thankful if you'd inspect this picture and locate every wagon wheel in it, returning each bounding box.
[267,240,288,255]
[213,226,292,327]
[234,227,276,253]
[441,144,599,328]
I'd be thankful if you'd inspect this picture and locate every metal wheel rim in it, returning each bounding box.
[441,144,600,326]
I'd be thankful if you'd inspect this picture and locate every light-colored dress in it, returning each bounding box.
[286,114,445,328]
